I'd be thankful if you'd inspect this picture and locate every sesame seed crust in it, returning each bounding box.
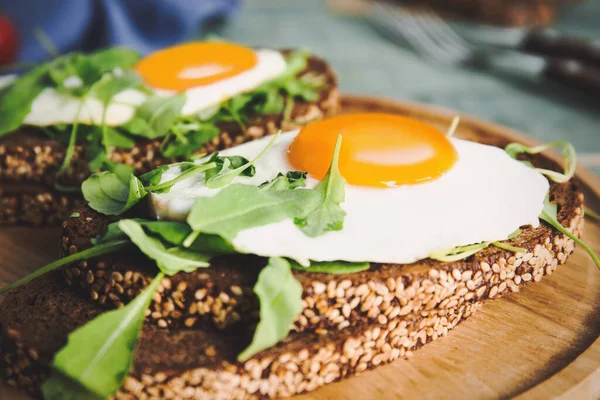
[0,273,482,399]
[58,176,584,333]
[0,189,86,226]
[0,52,341,226]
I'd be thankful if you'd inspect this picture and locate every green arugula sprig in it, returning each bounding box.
[505,141,576,183]
[238,257,303,361]
[290,260,370,274]
[429,230,525,262]
[584,207,600,221]
[0,240,131,295]
[294,135,346,237]
[540,195,599,269]
[504,141,599,269]
[42,272,164,400]
[0,47,141,137]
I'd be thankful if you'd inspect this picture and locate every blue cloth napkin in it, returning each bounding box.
[1,0,240,62]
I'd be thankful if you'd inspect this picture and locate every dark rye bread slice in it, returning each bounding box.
[57,172,584,333]
[0,52,340,226]
[0,272,483,399]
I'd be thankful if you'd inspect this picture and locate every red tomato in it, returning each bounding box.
[0,15,18,65]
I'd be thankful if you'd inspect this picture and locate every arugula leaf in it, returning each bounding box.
[290,260,370,274]
[143,162,216,193]
[95,219,191,247]
[540,195,599,269]
[505,141,576,183]
[42,372,102,400]
[187,183,321,241]
[41,272,163,399]
[203,153,255,182]
[102,127,135,148]
[118,219,211,275]
[295,135,346,237]
[93,71,142,104]
[124,94,187,139]
[0,240,130,294]
[429,242,490,262]
[205,131,280,189]
[185,233,237,254]
[161,123,220,158]
[82,171,147,215]
[238,257,302,361]
[259,171,307,191]
[585,206,600,221]
[85,48,140,73]
[0,63,49,136]
[140,221,192,245]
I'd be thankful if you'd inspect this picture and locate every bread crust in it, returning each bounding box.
[2,273,482,399]
[0,52,340,226]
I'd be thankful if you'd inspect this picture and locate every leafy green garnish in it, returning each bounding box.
[584,206,600,221]
[238,257,302,361]
[429,242,491,262]
[186,183,321,241]
[204,131,281,189]
[295,135,346,237]
[82,171,147,215]
[213,51,322,127]
[118,220,211,275]
[203,153,255,182]
[143,161,216,193]
[161,121,220,158]
[70,212,81,218]
[259,171,307,191]
[41,272,163,399]
[429,229,526,262]
[82,161,217,214]
[540,195,599,269]
[0,240,130,294]
[0,64,49,136]
[505,141,576,183]
[290,260,370,274]
[124,94,187,139]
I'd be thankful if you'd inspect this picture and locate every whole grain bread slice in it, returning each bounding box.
[0,52,340,226]
[0,272,483,399]
[57,170,584,333]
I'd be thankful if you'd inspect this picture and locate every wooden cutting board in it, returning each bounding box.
[1,96,599,400]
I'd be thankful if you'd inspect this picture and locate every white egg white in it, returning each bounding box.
[20,49,287,127]
[151,130,550,265]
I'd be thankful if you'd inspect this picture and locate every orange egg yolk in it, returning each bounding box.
[135,42,257,92]
[287,113,458,187]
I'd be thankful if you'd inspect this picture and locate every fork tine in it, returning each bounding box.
[398,8,470,62]
[385,4,463,65]
[414,8,472,54]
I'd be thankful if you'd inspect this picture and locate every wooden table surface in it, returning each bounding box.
[1,96,599,399]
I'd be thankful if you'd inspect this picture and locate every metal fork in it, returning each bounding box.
[367,1,543,72]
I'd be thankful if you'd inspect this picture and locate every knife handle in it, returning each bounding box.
[543,59,600,93]
[521,29,600,68]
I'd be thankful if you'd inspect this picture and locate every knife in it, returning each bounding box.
[458,25,600,68]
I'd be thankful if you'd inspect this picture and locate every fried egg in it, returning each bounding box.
[22,42,286,126]
[152,113,549,265]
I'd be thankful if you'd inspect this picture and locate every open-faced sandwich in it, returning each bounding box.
[0,41,340,225]
[1,112,598,399]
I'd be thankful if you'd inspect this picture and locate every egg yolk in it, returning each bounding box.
[287,113,458,187]
[135,42,257,92]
